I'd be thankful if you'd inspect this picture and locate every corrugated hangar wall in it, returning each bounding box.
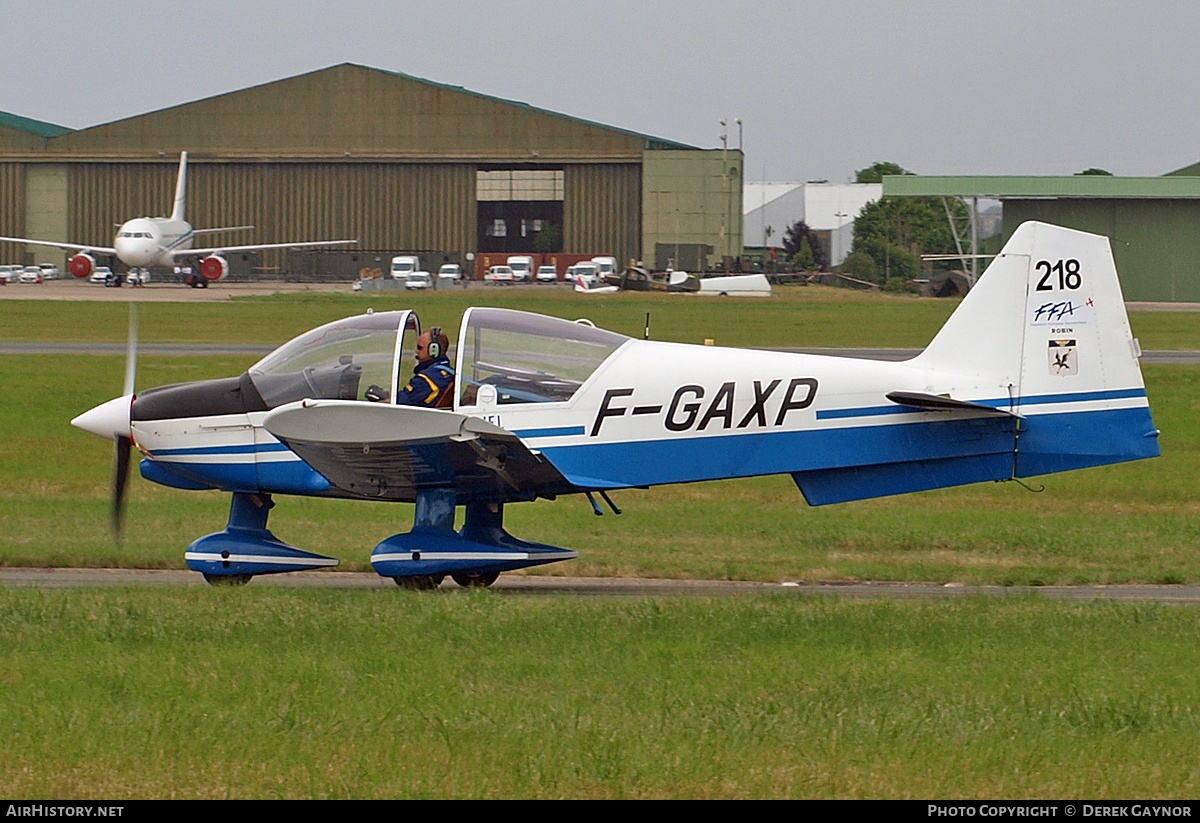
[564,164,641,264]
[1003,199,1200,302]
[67,160,478,269]
[0,164,24,252]
[63,158,644,271]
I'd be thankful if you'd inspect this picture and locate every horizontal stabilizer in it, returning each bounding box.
[885,391,1020,417]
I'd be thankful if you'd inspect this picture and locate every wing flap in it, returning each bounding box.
[262,400,566,501]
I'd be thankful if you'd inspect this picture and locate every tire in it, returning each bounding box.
[203,573,252,586]
[393,574,445,590]
[451,571,499,588]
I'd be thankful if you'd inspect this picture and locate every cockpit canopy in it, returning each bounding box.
[249,311,417,408]
[243,307,629,412]
[455,307,629,407]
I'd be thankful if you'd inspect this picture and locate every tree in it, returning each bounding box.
[847,161,968,281]
[1076,168,1114,176]
[532,222,562,253]
[781,220,828,271]
[855,162,909,184]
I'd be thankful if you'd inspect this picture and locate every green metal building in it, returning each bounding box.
[883,174,1200,301]
[0,64,742,276]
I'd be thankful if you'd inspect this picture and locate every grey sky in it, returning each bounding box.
[5,0,1199,182]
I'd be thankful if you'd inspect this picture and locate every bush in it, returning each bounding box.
[837,250,879,283]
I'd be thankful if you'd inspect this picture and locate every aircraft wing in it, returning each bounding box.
[0,236,117,255]
[173,239,358,256]
[262,399,574,503]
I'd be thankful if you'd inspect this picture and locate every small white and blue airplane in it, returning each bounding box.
[1,152,356,283]
[71,222,1159,587]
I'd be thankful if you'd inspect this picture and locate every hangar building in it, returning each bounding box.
[0,64,742,277]
[883,173,1200,302]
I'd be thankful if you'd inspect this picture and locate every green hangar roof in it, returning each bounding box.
[882,175,1200,199]
[0,110,72,138]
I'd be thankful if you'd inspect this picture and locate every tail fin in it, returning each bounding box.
[169,151,188,222]
[913,221,1159,475]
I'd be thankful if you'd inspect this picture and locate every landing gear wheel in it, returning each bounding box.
[203,573,252,587]
[392,574,445,590]
[451,571,500,588]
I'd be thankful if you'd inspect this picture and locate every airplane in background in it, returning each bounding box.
[573,274,619,294]
[0,152,356,284]
[70,222,1160,588]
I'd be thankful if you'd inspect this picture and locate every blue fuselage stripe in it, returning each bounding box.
[514,425,587,438]
[150,443,292,457]
[817,388,1148,420]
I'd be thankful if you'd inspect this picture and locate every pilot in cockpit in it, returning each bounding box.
[366,327,455,408]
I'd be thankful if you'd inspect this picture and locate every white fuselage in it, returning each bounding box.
[112,217,193,269]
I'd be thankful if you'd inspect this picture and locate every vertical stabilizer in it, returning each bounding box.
[169,152,188,222]
[912,221,1158,475]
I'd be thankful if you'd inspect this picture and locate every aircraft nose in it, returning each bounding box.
[115,238,152,266]
[71,395,132,441]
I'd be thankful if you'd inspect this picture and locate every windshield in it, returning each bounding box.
[249,311,417,408]
[456,308,628,406]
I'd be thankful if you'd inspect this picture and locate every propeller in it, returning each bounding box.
[111,304,138,540]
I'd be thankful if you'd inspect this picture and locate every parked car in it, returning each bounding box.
[486,265,514,284]
[18,267,43,283]
[0,265,22,284]
[536,264,558,283]
[38,264,59,280]
[89,267,115,284]
[404,271,431,290]
[438,263,461,282]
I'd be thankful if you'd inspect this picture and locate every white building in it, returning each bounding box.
[744,182,882,267]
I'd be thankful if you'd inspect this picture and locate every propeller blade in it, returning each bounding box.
[123,303,138,397]
[111,436,132,540]
[111,304,138,540]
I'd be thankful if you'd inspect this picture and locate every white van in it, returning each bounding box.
[390,255,419,280]
[506,255,533,282]
[591,256,617,280]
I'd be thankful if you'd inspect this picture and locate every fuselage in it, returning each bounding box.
[112,217,193,269]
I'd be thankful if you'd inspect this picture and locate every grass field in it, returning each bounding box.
[2,589,1200,799]
[2,289,1197,799]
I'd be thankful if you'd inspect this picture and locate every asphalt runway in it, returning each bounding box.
[4,567,1200,603]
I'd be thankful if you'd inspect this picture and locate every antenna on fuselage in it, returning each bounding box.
[169,151,188,222]
[644,312,650,340]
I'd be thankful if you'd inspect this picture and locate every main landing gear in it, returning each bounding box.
[184,492,338,586]
[184,489,576,589]
[371,489,577,588]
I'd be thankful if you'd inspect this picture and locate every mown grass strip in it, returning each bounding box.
[0,589,1196,799]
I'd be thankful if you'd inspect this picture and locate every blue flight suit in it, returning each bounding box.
[396,354,455,408]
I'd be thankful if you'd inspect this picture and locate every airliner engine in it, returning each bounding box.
[199,255,229,281]
[68,253,96,279]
